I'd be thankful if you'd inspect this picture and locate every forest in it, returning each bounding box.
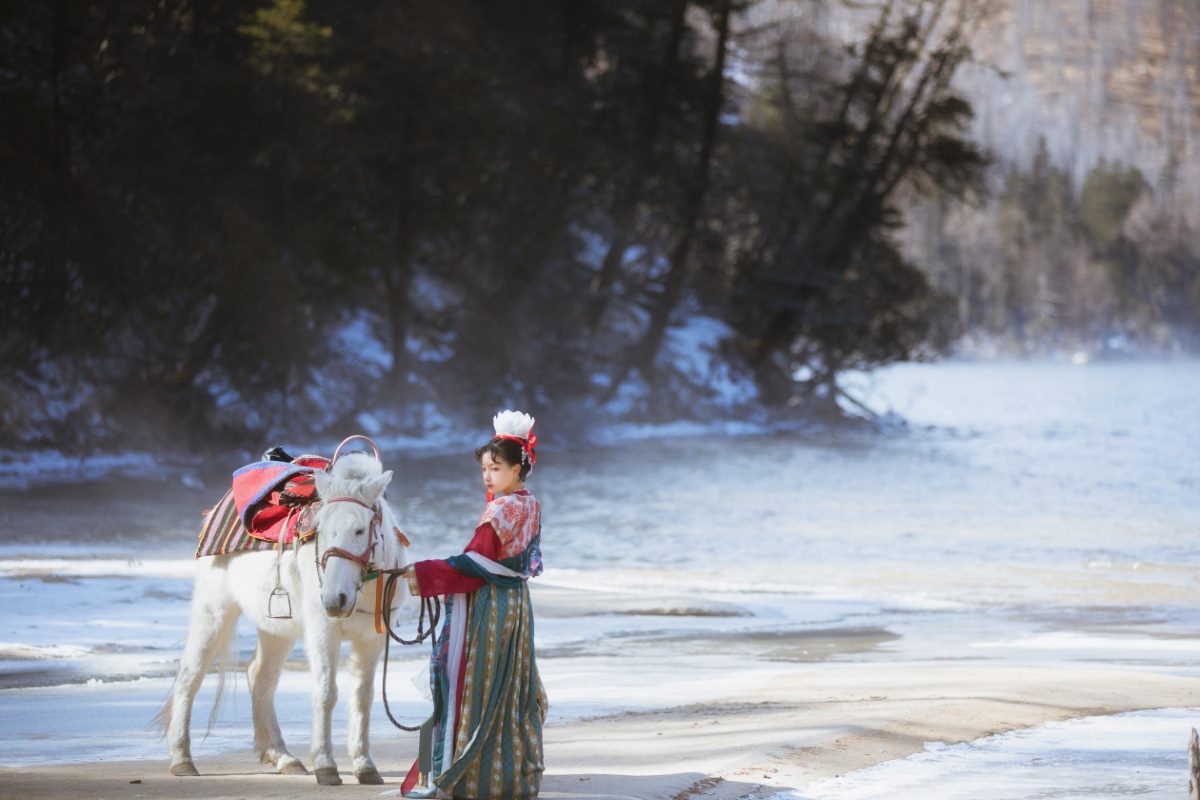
[2,0,1197,450]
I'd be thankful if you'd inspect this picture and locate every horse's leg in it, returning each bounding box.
[248,631,307,775]
[305,623,343,785]
[166,578,239,776]
[346,632,386,784]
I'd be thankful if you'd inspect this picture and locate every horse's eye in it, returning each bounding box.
[355,528,365,537]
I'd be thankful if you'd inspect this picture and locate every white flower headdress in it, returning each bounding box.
[492,409,537,465]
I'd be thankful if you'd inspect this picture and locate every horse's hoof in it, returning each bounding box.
[278,759,309,775]
[315,767,343,786]
[170,761,200,777]
[355,767,384,785]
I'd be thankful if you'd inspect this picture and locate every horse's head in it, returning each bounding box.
[312,452,393,618]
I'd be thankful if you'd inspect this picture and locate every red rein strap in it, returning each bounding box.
[325,496,373,511]
[319,497,379,572]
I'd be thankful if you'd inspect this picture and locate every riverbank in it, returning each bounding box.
[1,662,1196,799]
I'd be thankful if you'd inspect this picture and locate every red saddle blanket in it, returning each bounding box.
[195,454,330,559]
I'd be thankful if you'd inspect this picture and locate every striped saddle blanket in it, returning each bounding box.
[195,488,278,558]
[195,454,329,559]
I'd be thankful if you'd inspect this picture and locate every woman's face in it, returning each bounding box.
[481,450,523,496]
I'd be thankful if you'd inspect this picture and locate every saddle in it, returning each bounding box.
[195,450,330,559]
[230,454,331,545]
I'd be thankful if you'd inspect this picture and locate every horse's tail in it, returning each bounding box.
[150,608,240,738]
[151,679,172,735]
[203,623,238,737]
[1188,727,1200,800]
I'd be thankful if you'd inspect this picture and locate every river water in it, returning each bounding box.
[1,358,1198,792]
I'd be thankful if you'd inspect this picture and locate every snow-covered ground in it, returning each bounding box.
[788,708,1200,800]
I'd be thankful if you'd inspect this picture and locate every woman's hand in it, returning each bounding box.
[403,566,420,597]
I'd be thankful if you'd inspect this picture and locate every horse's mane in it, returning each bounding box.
[376,503,404,569]
[330,451,381,482]
[319,451,405,569]
[318,452,382,500]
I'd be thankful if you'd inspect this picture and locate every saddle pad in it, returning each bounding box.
[194,488,276,559]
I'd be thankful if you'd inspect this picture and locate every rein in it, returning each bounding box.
[313,497,382,587]
[312,494,440,733]
[299,435,438,733]
[318,497,380,577]
[376,569,441,732]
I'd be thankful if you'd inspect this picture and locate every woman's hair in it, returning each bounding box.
[475,437,533,481]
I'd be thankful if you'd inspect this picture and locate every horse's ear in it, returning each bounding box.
[365,470,392,505]
[313,469,333,501]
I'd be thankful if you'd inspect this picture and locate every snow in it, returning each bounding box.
[972,632,1200,659]
[0,450,161,490]
[0,303,815,488]
[333,311,392,373]
[663,313,758,409]
[571,226,607,270]
[788,708,1200,800]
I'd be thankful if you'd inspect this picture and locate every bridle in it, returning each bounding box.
[311,434,388,587]
[312,496,384,588]
[302,434,440,733]
[309,492,442,733]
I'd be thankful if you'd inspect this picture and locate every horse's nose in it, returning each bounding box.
[322,589,353,617]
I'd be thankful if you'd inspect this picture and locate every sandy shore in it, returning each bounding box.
[2,662,1196,800]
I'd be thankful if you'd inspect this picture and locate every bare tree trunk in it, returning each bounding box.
[818,0,948,240]
[605,0,732,396]
[384,271,409,393]
[812,0,899,173]
[585,0,689,333]
[748,0,922,373]
[49,0,71,173]
[384,229,411,395]
[750,1,971,382]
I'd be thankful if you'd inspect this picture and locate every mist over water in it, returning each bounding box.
[4,358,1195,575]
[397,358,1200,602]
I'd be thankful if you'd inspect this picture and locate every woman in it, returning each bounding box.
[401,410,547,800]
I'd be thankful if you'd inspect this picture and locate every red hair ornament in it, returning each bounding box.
[484,410,537,502]
[494,431,537,465]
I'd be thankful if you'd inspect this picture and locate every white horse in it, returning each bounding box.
[160,452,407,785]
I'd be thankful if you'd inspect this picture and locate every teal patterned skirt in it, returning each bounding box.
[431,581,547,799]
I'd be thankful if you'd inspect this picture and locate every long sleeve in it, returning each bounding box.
[411,522,502,597]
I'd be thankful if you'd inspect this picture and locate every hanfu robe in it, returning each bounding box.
[405,489,547,800]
